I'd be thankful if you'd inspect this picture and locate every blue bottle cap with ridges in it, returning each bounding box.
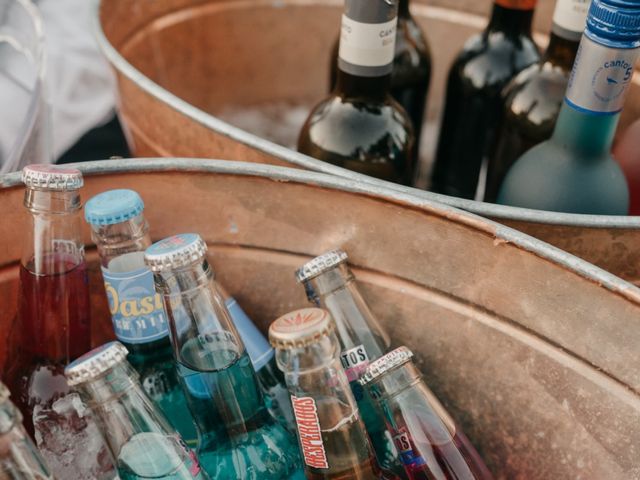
[586,0,640,47]
[85,189,144,226]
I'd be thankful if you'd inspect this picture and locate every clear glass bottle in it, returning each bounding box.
[65,342,208,480]
[85,189,197,444]
[296,250,405,477]
[269,307,398,479]
[0,381,52,479]
[143,233,304,479]
[360,348,494,480]
[3,164,114,479]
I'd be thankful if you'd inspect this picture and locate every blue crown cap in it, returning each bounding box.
[85,189,144,226]
[586,0,640,48]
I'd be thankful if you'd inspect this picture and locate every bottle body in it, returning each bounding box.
[431,1,540,199]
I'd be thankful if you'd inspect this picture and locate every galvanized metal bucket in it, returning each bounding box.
[94,0,640,285]
[1,158,639,479]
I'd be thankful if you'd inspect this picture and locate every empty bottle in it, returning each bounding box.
[431,0,540,199]
[85,189,197,444]
[498,0,640,214]
[296,250,405,478]
[360,347,494,479]
[144,233,304,479]
[65,341,208,480]
[269,307,398,479]
[3,165,114,479]
[0,381,53,479]
[485,0,590,202]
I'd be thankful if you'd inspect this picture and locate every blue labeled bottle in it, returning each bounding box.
[65,342,209,480]
[85,190,197,444]
[498,0,640,214]
[144,233,305,479]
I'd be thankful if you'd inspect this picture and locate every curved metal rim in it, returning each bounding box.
[92,1,640,229]
[3,157,639,304]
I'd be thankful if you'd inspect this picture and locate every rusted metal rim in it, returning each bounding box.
[93,0,640,229]
[5,157,639,303]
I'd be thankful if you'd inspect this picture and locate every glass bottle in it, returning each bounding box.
[3,164,114,479]
[484,0,590,202]
[0,381,52,479]
[143,233,304,479]
[269,307,398,479]
[430,0,540,200]
[329,0,432,168]
[296,250,405,478]
[498,0,640,214]
[360,347,494,480]
[613,118,640,215]
[65,341,208,480]
[298,0,415,185]
[85,189,197,445]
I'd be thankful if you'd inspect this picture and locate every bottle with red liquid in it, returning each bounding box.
[359,347,493,480]
[3,164,114,479]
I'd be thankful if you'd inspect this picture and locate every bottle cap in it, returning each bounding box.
[359,346,414,386]
[144,233,208,273]
[269,308,335,348]
[85,189,144,226]
[65,341,129,386]
[586,0,640,47]
[22,164,83,191]
[295,249,349,283]
[0,382,10,404]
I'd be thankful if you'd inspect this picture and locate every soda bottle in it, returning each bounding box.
[0,381,53,479]
[296,250,406,478]
[65,341,209,480]
[359,348,494,480]
[143,233,305,479]
[269,307,398,479]
[85,189,198,444]
[3,164,114,479]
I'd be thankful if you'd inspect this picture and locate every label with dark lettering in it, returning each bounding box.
[340,345,370,383]
[291,396,328,469]
[393,429,427,469]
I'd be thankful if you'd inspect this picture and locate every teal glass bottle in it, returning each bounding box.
[144,234,305,479]
[296,250,407,478]
[85,190,198,445]
[498,0,640,214]
[65,342,209,480]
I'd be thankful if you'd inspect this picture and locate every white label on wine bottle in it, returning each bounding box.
[566,36,639,115]
[338,15,396,76]
[340,344,370,382]
[552,0,589,36]
[291,396,329,469]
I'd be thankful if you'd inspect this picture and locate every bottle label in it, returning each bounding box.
[392,429,427,468]
[291,396,329,469]
[552,0,589,40]
[102,265,170,344]
[494,0,537,10]
[225,297,274,371]
[566,36,640,115]
[340,344,370,383]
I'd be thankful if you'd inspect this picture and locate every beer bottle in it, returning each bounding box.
[0,381,53,479]
[360,347,494,479]
[85,189,198,444]
[269,307,398,479]
[298,0,415,185]
[65,342,209,480]
[3,165,114,479]
[431,0,540,199]
[485,0,590,202]
[296,250,406,478]
[143,233,304,479]
[498,0,640,214]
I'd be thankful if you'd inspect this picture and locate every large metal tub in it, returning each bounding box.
[95,0,640,285]
[1,158,639,479]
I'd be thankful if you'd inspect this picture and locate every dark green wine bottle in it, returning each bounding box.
[300,0,415,185]
[430,0,540,199]
[484,0,589,203]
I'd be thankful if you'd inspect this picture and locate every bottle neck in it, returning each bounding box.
[398,0,410,18]
[91,214,151,269]
[543,32,580,71]
[334,70,391,102]
[487,3,535,38]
